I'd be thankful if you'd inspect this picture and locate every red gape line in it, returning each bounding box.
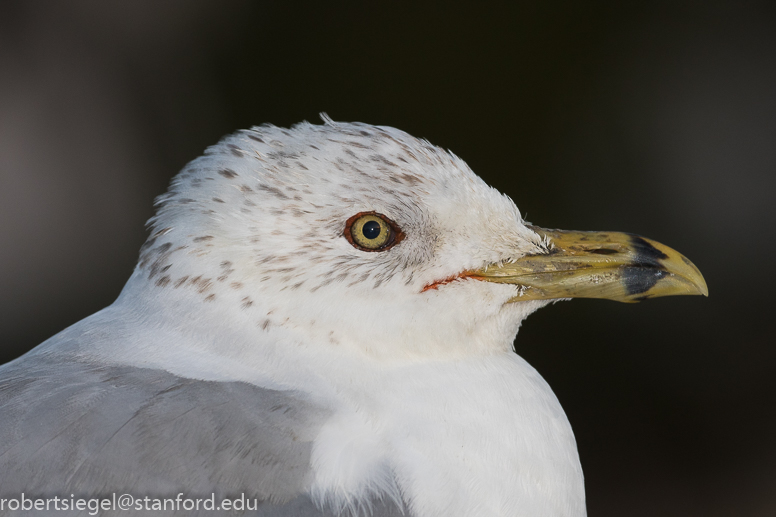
[421,271,485,292]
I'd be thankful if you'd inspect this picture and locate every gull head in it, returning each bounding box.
[132,116,706,362]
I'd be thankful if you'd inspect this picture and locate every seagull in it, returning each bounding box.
[0,117,707,517]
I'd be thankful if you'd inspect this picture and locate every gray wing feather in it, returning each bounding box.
[0,351,409,516]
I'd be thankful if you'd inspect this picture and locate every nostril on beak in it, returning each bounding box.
[589,248,619,255]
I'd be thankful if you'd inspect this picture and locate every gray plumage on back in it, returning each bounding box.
[0,352,314,495]
[0,345,406,516]
[1,350,311,513]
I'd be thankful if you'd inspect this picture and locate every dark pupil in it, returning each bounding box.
[362,220,382,240]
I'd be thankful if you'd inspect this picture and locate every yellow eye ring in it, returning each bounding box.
[344,212,404,252]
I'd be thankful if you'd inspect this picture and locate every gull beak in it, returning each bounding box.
[475,226,708,303]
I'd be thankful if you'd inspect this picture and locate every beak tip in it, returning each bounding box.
[682,265,708,298]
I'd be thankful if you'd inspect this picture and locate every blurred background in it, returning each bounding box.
[1,1,774,515]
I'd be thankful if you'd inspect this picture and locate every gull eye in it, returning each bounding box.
[344,212,404,252]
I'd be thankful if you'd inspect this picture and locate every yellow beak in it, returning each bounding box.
[475,226,708,303]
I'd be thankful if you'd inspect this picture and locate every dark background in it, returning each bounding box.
[1,1,774,515]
